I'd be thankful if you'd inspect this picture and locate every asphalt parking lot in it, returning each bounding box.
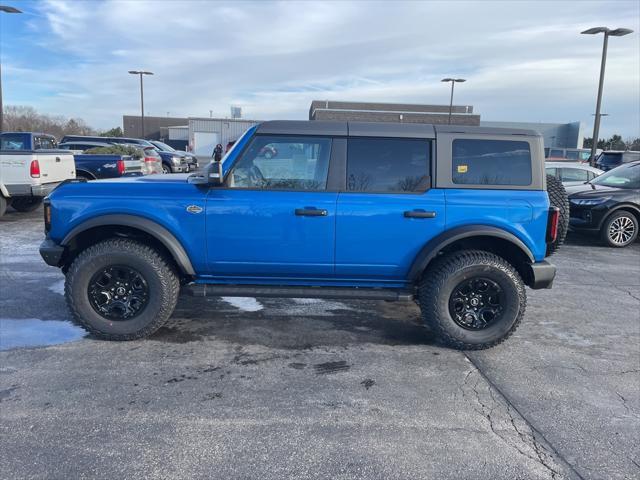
[1,206,638,480]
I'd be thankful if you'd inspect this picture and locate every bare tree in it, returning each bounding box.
[3,105,95,139]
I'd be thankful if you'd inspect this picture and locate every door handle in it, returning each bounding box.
[404,210,436,219]
[295,208,328,217]
[55,157,61,162]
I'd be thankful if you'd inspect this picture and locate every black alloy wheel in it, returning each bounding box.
[88,265,149,320]
[448,277,504,330]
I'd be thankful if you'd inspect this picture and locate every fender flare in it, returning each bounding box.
[61,214,195,275]
[407,225,535,282]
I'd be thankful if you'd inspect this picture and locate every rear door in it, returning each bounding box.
[335,136,445,281]
[205,134,337,278]
[33,135,75,183]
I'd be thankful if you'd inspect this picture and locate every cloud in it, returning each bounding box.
[3,0,639,138]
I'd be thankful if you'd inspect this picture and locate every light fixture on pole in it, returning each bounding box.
[128,70,154,138]
[581,27,633,165]
[441,78,466,125]
[0,5,23,133]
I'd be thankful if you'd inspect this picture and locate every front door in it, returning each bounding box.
[205,134,337,279]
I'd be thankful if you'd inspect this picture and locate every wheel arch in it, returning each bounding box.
[61,214,195,276]
[597,204,640,230]
[408,225,536,285]
[75,169,97,180]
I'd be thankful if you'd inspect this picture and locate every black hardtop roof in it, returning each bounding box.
[256,120,541,138]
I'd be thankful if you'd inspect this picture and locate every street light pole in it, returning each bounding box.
[581,27,633,165]
[0,5,23,133]
[128,70,153,138]
[441,78,466,124]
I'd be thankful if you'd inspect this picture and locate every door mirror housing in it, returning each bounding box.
[208,161,224,186]
[188,161,224,186]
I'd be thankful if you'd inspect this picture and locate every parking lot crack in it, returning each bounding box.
[463,356,584,480]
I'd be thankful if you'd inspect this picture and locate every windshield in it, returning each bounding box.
[597,153,622,166]
[591,162,640,189]
[152,141,175,152]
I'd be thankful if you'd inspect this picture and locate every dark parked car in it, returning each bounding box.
[567,161,640,247]
[149,140,198,170]
[595,150,640,171]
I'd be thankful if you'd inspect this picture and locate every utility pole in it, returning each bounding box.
[581,27,633,165]
[441,78,466,124]
[128,70,154,138]
[0,5,23,133]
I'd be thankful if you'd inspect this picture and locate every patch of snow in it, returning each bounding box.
[48,279,65,296]
[221,297,264,312]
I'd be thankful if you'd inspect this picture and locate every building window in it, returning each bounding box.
[452,139,532,186]
[346,138,431,192]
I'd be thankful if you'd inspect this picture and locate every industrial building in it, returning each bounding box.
[124,115,260,155]
[123,115,188,140]
[309,100,479,125]
[308,100,584,148]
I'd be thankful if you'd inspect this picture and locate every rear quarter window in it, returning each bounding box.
[452,139,532,186]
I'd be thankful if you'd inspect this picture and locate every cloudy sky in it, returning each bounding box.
[2,0,639,138]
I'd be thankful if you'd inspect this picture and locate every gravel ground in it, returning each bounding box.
[1,206,638,480]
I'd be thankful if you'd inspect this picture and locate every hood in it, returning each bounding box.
[566,182,622,198]
[92,173,192,185]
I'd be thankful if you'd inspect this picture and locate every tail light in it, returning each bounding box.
[117,159,125,175]
[546,207,560,243]
[43,199,51,233]
[30,160,41,178]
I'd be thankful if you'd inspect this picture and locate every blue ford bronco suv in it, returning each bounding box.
[40,121,568,349]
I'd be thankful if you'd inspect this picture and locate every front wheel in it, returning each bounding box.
[418,250,526,350]
[10,197,43,212]
[162,164,172,174]
[600,211,638,248]
[65,238,180,340]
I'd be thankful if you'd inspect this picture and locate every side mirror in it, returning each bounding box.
[208,161,224,186]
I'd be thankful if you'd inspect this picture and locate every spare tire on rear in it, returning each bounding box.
[546,174,569,256]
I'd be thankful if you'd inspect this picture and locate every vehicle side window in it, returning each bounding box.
[229,135,332,191]
[560,168,589,182]
[566,151,579,160]
[346,138,430,193]
[549,149,564,158]
[587,171,598,180]
[452,139,532,186]
[545,167,557,177]
[35,136,56,149]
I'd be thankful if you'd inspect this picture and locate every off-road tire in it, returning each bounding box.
[546,174,569,256]
[600,210,638,248]
[65,238,180,340]
[0,195,7,217]
[418,250,526,350]
[10,197,43,213]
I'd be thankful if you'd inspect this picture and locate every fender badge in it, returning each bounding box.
[186,205,203,214]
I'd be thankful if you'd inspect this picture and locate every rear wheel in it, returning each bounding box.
[418,250,526,350]
[546,174,569,255]
[600,211,638,248]
[10,197,43,212]
[65,238,180,340]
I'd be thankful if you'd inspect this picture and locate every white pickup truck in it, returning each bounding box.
[0,132,76,217]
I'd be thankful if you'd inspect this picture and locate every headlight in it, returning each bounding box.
[171,156,182,165]
[570,196,611,206]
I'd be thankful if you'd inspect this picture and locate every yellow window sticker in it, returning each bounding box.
[457,165,468,173]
